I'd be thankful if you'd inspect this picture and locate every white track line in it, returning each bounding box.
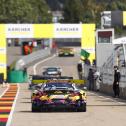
[33,55,56,75]
[89,92,126,105]
[6,83,20,126]
[0,85,9,98]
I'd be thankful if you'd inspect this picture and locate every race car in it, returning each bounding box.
[58,47,74,57]
[31,80,86,112]
[42,67,62,76]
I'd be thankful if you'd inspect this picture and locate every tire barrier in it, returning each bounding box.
[7,70,28,83]
[15,49,51,70]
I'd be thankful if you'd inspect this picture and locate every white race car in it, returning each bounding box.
[42,67,62,76]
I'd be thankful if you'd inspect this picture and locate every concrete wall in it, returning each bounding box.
[7,47,22,66]
[100,83,126,99]
[99,67,126,99]
[96,44,114,67]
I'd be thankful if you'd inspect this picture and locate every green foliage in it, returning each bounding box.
[30,0,52,23]
[106,0,126,11]
[61,0,126,24]
[62,0,105,23]
[0,0,52,23]
[63,0,84,23]
[115,26,123,36]
[0,0,126,24]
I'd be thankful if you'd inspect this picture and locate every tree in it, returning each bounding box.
[0,0,52,23]
[30,0,52,23]
[0,0,32,23]
[81,0,105,25]
[63,0,84,23]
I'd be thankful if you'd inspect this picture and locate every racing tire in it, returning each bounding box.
[81,105,86,112]
[32,103,40,112]
[77,103,86,112]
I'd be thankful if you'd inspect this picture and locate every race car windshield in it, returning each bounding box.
[44,83,74,90]
[47,68,58,71]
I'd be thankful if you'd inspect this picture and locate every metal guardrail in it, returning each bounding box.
[15,48,51,70]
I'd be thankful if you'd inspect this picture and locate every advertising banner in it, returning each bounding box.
[6,24,33,38]
[34,24,54,38]
[54,24,82,38]
[0,24,95,79]
[123,11,126,26]
[0,24,6,79]
[81,24,96,62]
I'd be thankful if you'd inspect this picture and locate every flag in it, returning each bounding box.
[81,49,90,59]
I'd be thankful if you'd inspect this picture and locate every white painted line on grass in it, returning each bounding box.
[33,55,56,75]
[6,83,20,126]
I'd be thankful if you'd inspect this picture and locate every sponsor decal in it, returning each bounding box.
[32,79,85,85]
[0,63,6,68]
[54,24,82,38]
[0,48,6,54]
[6,24,33,38]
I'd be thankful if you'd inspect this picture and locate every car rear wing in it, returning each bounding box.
[32,79,85,85]
[31,75,73,80]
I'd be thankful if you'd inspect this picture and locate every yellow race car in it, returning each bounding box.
[31,80,86,112]
[58,47,74,57]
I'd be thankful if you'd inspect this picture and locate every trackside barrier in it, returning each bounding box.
[15,48,51,70]
[7,70,28,83]
[83,64,126,98]
[100,67,126,97]
[8,49,51,83]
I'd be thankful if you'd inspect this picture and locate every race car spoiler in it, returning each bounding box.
[31,75,73,80]
[32,79,85,85]
[30,75,85,85]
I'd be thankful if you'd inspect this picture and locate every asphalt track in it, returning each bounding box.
[9,54,126,126]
